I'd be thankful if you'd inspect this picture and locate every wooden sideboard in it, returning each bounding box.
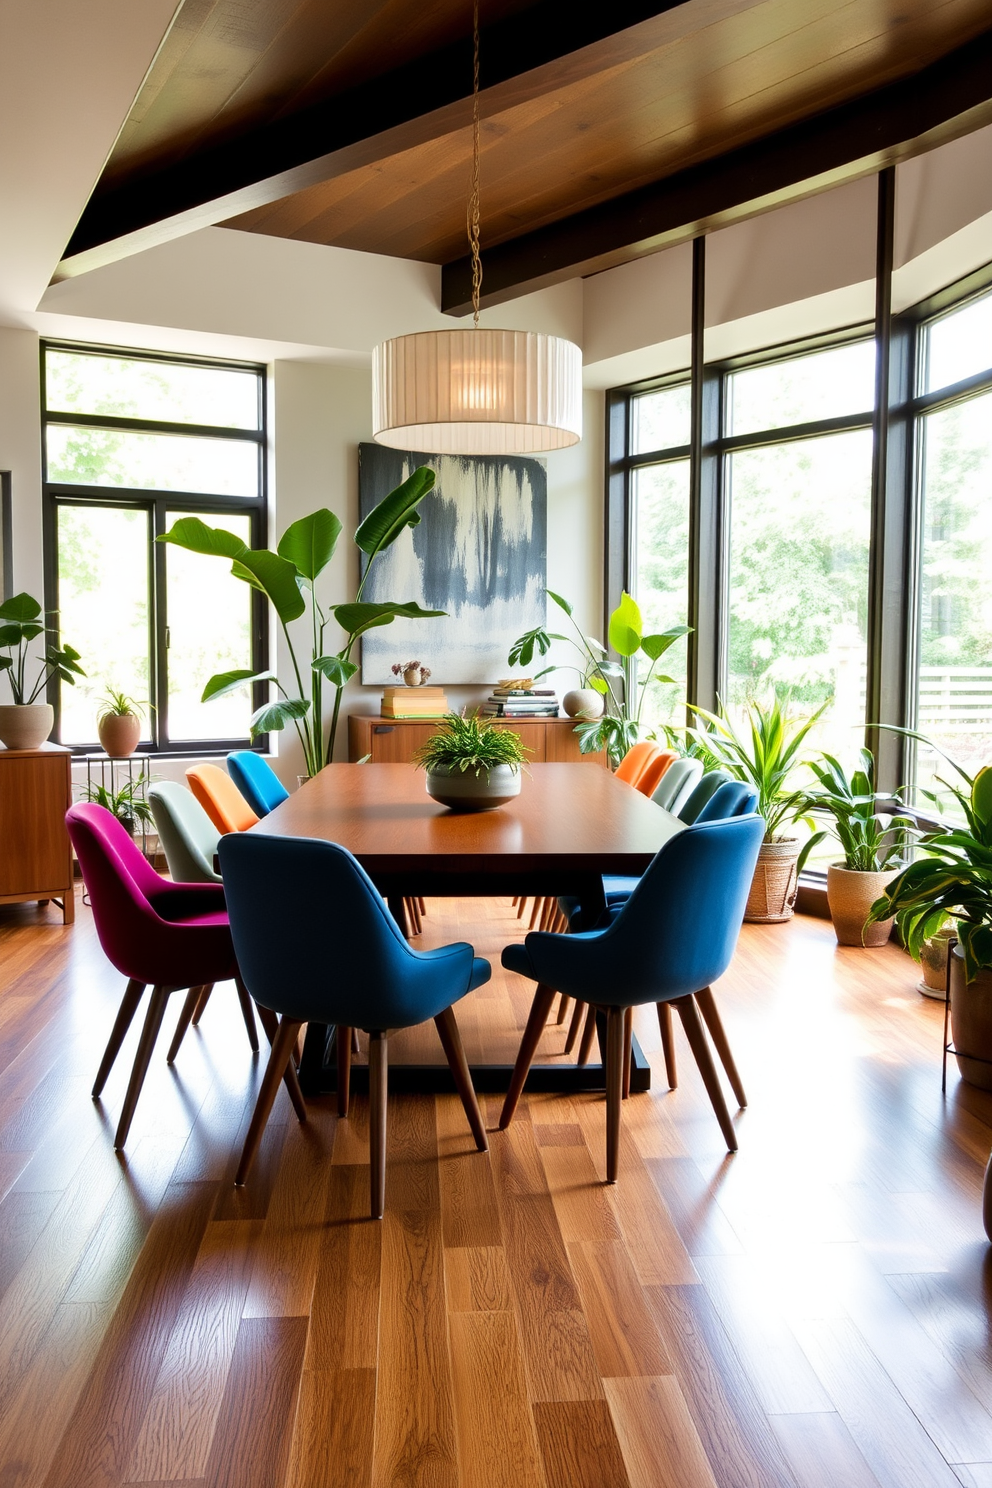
[0,743,74,923]
[348,713,606,765]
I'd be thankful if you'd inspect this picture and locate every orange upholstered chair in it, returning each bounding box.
[614,741,661,787]
[186,763,259,835]
[635,748,677,798]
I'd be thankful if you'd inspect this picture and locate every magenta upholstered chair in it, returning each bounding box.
[65,803,303,1150]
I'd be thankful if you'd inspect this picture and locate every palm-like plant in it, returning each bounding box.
[689,696,825,844]
[798,748,916,872]
[159,468,443,777]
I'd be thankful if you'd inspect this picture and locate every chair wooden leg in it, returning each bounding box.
[235,1017,303,1185]
[368,1031,388,1219]
[191,983,214,1025]
[516,897,529,919]
[605,1005,625,1184]
[166,985,203,1064]
[540,898,556,931]
[351,1028,360,1054]
[92,979,146,1098]
[564,997,586,1054]
[337,1025,352,1118]
[234,978,260,1052]
[417,897,426,916]
[622,1006,633,1099]
[577,1002,598,1065]
[528,898,543,929]
[253,999,307,1123]
[657,1001,678,1088]
[556,993,572,1025]
[498,983,557,1129]
[695,986,747,1107]
[434,1006,488,1151]
[673,995,738,1152]
[114,984,172,1149]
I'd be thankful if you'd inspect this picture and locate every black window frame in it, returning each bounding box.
[41,340,269,757]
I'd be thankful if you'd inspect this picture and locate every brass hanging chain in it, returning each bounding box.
[467,0,482,327]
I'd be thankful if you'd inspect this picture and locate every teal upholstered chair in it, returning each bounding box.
[148,780,222,884]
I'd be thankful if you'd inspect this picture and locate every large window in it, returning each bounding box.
[42,345,267,752]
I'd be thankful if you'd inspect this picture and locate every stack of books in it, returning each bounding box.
[380,685,449,718]
[481,686,560,718]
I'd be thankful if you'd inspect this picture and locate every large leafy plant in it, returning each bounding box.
[0,592,84,704]
[867,737,992,981]
[414,713,529,776]
[690,696,824,845]
[508,589,689,769]
[797,747,916,872]
[159,468,443,776]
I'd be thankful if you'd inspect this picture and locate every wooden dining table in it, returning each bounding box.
[253,762,683,1096]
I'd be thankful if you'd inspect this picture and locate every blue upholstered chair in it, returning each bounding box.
[678,767,735,823]
[227,751,290,818]
[218,832,491,1216]
[500,813,764,1179]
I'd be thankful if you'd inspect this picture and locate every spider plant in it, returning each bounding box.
[80,769,154,834]
[414,713,530,776]
[689,695,825,845]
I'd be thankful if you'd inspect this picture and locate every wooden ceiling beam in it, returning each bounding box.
[54,0,696,280]
[440,25,992,313]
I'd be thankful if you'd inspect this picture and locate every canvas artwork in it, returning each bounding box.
[358,443,547,685]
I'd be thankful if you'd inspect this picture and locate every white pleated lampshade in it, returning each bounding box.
[371,328,582,454]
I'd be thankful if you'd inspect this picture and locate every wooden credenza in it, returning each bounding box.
[0,743,75,923]
[348,713,606,765]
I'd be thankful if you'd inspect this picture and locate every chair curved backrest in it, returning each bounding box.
[65,803,233,986]
[227,751,289,818]
[524,814,764,1007]
[614,741,661,786]
[186,763,259,834]
[677,768,734,823]
[694,781,759,822]
[652,756,703,813]
[219,833,477,1030]
[148,781,222,883]
[635,749,677,798]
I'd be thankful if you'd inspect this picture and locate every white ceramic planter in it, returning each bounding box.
[563,689,604,720]
[425,762,522,812]
[826,863,896,947]
[0,703,54,750]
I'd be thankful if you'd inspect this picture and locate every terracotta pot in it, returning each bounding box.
[426,762,521,812]
[826,863,897,947]
[0,703,54,750]
[97,711,141,757]
[949,945,992,1092]
[563,689,604,720]
[744,837,800,923]
[918,923,957,999]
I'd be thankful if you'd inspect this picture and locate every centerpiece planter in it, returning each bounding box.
[425,761,522,812]
[0,702,54,751]
[826,864,897,947]
[416,712,529,814]
[949,944,992,1093]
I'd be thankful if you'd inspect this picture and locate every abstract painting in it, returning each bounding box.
[358,443,547,685]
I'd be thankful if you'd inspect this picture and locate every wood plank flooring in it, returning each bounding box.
[0,891,990,1488]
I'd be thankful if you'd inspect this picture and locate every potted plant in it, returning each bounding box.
[80,768,154,837]
[414,713,529,811]
[798,748,916,946]
[867,756,992,1092]
[158,468,444,777]
[0,592,84,749]
[508,589,689,769]
[690,696,824,923]
[96,688,148,757]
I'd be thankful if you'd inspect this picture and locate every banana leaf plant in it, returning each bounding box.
[158,468,443,776]
[0,591,84,704]
[508,589,689,769]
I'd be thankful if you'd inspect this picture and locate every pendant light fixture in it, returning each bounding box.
[371,1,582,455]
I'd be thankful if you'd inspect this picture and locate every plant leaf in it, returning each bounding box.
[545,589,573,617]
[333,600,445,640]
[231,550,307,624]
[0,592,42,623]
[313,655,358,686]
[640,626,690,661]
[202,668,276,703]
[158,517,248,560]
[277,509,342,581]
[250,697,311,735]
[608,591,642,657]
[355,467,436,558]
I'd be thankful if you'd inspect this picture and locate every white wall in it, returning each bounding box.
[0,327,44,600]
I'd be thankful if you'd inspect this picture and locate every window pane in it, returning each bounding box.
[925,292,992,394]
[46,425,259,497]
[166,512,253,741]
[914,390,992,813]
[631,383,691,454]
[727,429,872,770]
[728,341,875,436]
[633,459,690,730]
[56,505,151,746]
[46,350,260,429]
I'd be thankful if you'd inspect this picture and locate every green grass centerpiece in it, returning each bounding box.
[414,713,529,812]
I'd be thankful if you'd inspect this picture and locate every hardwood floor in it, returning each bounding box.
[0,890,990,1488]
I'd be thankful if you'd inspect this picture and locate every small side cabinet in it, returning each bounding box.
[348,713,607,764]
[0,743,74,923]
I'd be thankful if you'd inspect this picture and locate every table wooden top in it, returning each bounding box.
[255,762,681,877]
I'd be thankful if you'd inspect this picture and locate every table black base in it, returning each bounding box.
[298,1021,652,1097]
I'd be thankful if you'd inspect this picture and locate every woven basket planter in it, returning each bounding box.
[744,837,800,924]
